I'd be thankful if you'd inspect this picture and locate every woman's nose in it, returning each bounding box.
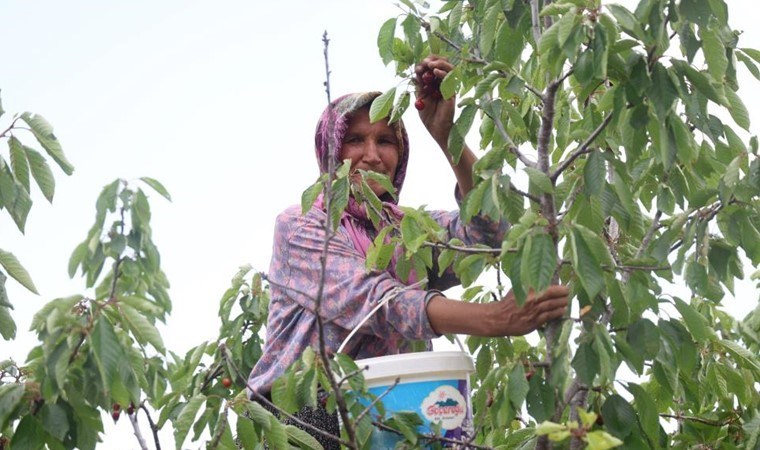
[362,142,382,164]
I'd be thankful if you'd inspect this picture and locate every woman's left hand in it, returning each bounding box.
[415,55,456,146]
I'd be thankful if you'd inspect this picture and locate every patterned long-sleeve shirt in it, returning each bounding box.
[247,202,505,394]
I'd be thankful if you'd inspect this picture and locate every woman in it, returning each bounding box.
[247,56,569,447]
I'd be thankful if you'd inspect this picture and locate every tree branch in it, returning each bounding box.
[128,411,149,450]
[314,30,358,448]
[139,404,162,450]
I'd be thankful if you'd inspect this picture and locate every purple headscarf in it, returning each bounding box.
[315,92,410,200]
[313,92,415,282]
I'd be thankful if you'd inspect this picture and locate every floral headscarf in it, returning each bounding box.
[314,92,410,201]
[313,92,414,282]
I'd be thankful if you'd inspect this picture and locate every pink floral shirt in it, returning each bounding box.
[248,203,505,394]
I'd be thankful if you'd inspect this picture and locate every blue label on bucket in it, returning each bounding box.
[365,378,472,449]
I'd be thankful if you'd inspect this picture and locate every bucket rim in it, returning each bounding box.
[354,351,474,382]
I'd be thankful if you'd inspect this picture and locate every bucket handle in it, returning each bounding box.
[336,280,466,354]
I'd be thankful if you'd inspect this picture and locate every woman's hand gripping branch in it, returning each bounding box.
[425,285,570,337]
[415,55,477,196]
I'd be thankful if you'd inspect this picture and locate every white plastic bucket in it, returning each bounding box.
[355,351,475,448]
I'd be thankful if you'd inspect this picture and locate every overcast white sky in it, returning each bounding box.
[1,1,758,448]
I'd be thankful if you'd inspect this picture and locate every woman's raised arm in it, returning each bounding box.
[415,55,477,197]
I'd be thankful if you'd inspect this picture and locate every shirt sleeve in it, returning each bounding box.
[267,205,439,342]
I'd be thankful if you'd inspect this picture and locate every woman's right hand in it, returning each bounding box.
[485,286,570,336]
[426,285,570,337]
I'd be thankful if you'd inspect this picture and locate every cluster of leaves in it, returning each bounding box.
[0,179,172,448]
[5,0,760,448]
[0,91,74,340]
[360,0,760,448]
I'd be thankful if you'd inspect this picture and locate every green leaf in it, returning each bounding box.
[25,147,55,203]
[479,0,500,56]
[672,298,715,344]
[0,248,38,294]
[584,430,623,450]
[569,228,604,299]
[389,90,410,124]
[606,4,644,40]
[139,176,172,201]
[507,363,530,408]
[120,304,166,353]
[649,63,678,119]
[571,342,599,385]
[700,26,728,81]
[524,167,554,194]
[626,318,660,360]
[173,395,206,450]
[714,339,760,375]
[369,87,396,123]
[440,66,460,100]
[244,401,273,431]
[39,403,69,441]
[301,180,323,214]
[0,303,15,340]
[0,169,32,233]
[600,394,636,439]
[624,383,659,445]
[10,415,47,450]
[526,374,555,422]
[8,137,30,193]
[390,412,421,444]
[522,232,556,293]
[448,104,477,164]
[377,18,397,65]
[724,87,750,130]
[0,383,24,429]
[91,318,122,390]
[583,151,605,196]
[495,21,524,68]
[19,112,74,175]
[285,424,325,450]
[236,413,259,450]
[265,415,289,450]
[366,226,395,271]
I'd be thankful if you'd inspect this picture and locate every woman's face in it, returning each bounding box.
[339,106,400,197]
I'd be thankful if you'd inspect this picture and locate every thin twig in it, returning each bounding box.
[660,413,737,427]
[337,365,368,387]
[372,420,495,450]
[0,117,20,139]
[423,241,502,255]
[314,31,358,448]
[550,113,614,182]
[482,106,536,168]
[355,377,400,423]
[509,182,541,203]
[635,210,663,261]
